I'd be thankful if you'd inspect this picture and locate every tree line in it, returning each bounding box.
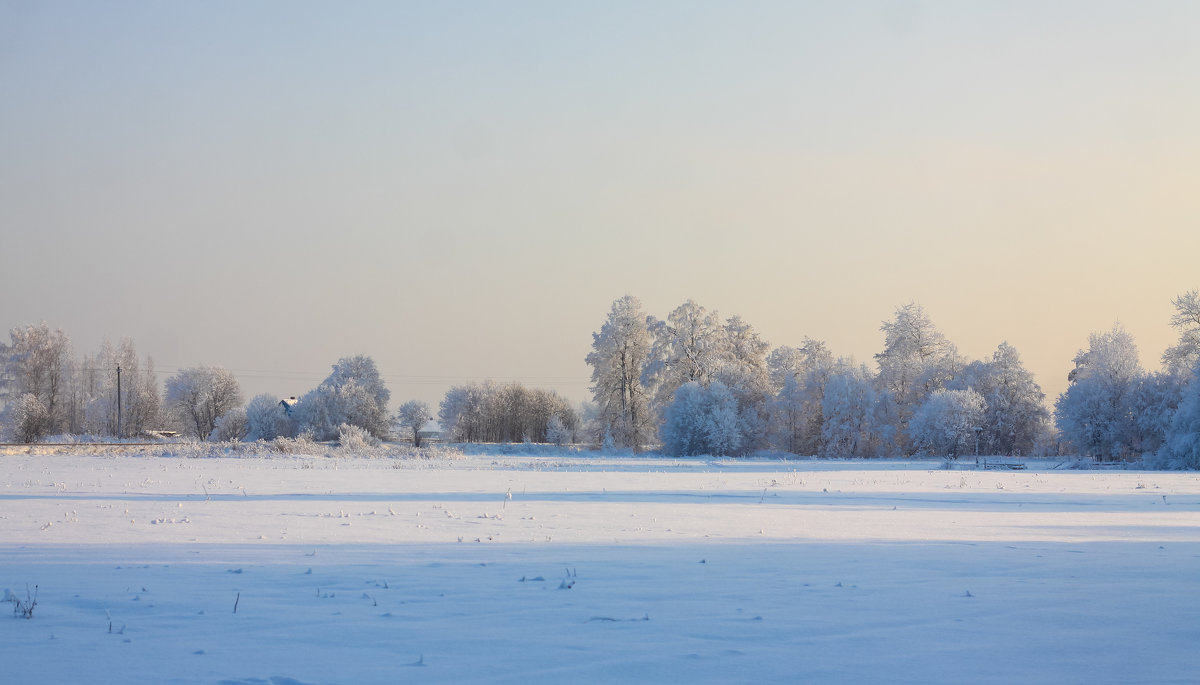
[2,290,1199,468]
[0,329,577,449]
[586,293,1200,466]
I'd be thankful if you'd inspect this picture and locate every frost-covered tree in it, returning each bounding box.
[771,374,810,455]
[578,400,604,446]
[1153,360,1200,469]
[718,315,771,392]
[642,300,780,451]
[396,400,433,447]
[643,300,726,418]
[436,381,576,444]
[1162,289,1200,378]
[78,338,161,438]
[766,339,833,454]
[767,339,833,393]
[209,407,248,442]
[245,394,295,441]
[546,413,572,447]
[876,303,959,403]
[439,382,491,443]
[1,323,73,437]
[908,389,987,458]
[950,342,1049,456]
[1055,324,1144,460]
[296,355,391,441]
[165,366,243,440]
[874,303,963,452]
[715,314,773,452]
[820,360,887,457]
[586,296,654,449]
[660,381,742,457]
[1124,372,1183,458]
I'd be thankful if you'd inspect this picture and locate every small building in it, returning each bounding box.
[280,397,299,417]
[417,420,442,443]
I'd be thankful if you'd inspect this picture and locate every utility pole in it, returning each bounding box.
[116,365,122,440]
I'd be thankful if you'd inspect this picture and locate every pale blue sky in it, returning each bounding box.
[2,1,1197,406]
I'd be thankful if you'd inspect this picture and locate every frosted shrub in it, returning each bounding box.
[11,394,51,444]
[268,435,326,456]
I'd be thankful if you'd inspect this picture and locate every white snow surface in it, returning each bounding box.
[3,452,1200,684]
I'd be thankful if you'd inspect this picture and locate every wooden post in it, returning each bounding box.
[116,365,122,439]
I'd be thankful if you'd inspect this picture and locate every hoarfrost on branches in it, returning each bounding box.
[586,296,655,450]
[245,393,296,441]
[165,366,243,440]
[908,389,987,458]
[1162,289,1200,378]
[395,400,433,447]
[660,381,742,457]
[296,355,391,442]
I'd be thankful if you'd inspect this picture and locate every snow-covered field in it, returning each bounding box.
[3,452,1200,684]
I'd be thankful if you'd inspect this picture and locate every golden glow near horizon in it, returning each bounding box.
[1,2,1197,406]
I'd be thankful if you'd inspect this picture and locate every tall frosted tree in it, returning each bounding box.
[1162,289,1200,378]
[1154,359,1200,469]
[1055,324,1144,460]
[820,359,886,458]
[643,300,727,418]
[874,303,963,453]
[439,382,492,443]
[165,366,243,440]
[297,355,391,441]
[714,314,773,452]
[586,296,654,449]
[80,338,161,438]
[951,342,1048,456]
[0,323,73,437]
[766,339,833,454]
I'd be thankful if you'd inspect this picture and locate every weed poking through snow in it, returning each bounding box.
[7,585,37,619]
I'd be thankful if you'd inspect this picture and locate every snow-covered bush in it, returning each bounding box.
[10,393,51,444]
[660,381,742,457]
[337,423,381,452]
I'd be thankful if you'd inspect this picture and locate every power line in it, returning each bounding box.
[140,365,591,387]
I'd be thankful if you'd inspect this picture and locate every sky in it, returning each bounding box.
[2,1,1198,409]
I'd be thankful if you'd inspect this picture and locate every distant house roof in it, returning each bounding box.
[279,397,299,416]
[417,420,442,437]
